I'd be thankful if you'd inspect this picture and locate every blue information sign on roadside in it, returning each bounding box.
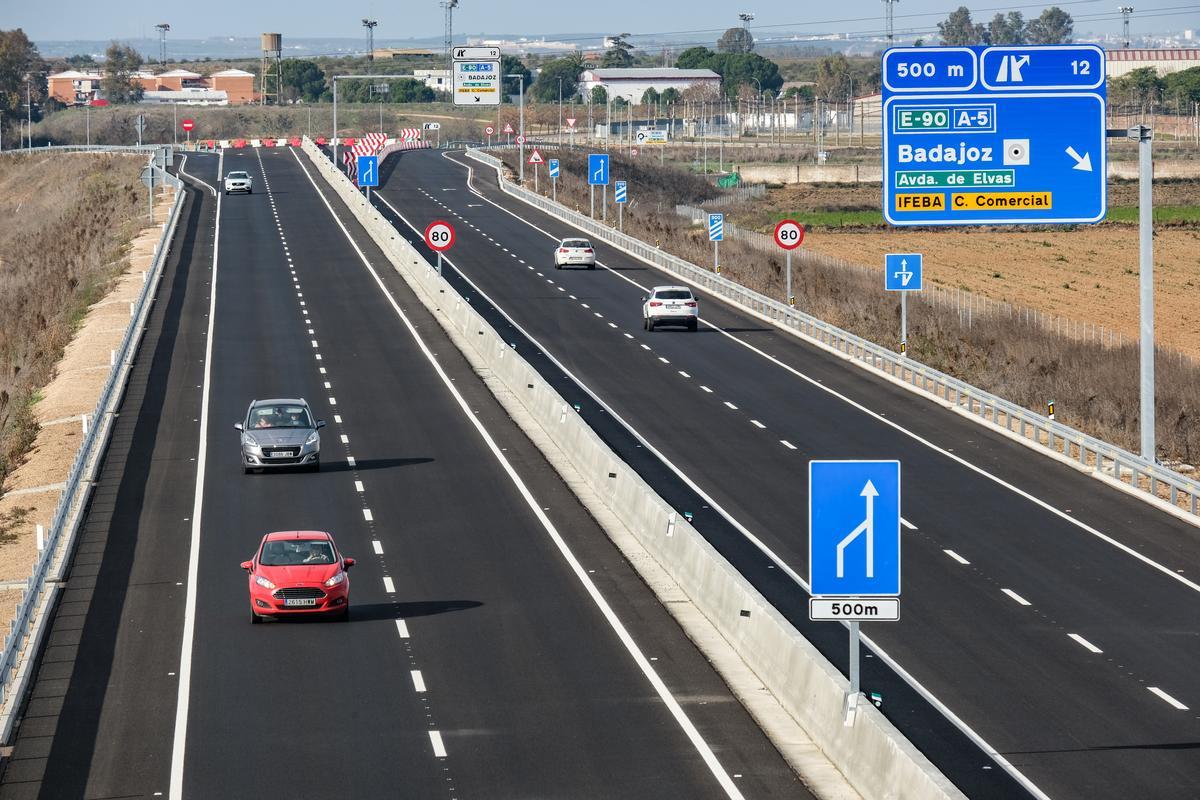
[587,153,610,186]
[884,253,923,291]
[356,155,379,187]
[708,213,724,241]
[548,158,560,178]
[614,180,627,203]
[882,45,1105,226]
[809,460,901,597]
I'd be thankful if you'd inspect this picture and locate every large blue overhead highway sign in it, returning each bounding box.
[882,44,1106,226]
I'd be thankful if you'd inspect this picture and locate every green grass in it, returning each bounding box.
[1104,206,1200,224]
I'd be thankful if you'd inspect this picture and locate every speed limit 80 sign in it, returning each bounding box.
[773,219,805,250]
[424,220,456,252]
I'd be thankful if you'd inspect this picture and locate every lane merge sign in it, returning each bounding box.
[587,153,609,186]
[809,460,901,597]
[885,253,923,291]
[423,220,455,252]
[356,155,379,188]
[882,44,1106,226]
[773,219,805,250]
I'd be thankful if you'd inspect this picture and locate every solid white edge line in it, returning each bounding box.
[432,150,1055,800]
[1147,687,1189,710]
[411,670,427,692]
[295,149,745,800]
[177,154,217,197]
[169,148,223,800]
[943,549,971,565]
[1067,633,1103,654]
[429,730,447,758]
[1002,588,1032,606]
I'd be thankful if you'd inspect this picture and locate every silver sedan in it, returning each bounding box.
[235,398,324,473]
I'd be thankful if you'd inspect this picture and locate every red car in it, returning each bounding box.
[241,531,355,623]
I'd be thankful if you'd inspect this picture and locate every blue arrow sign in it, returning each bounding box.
[809,460,901,597]
[884,253,923,291]
[708,213,724,241]
[614,180,627,203]
[882,45,1106,226]
[587,153,609,186]
[356,155,379,187]
[548,158,560,178]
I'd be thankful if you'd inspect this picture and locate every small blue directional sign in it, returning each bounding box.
[548,158,560,178]
[885,253,923,291]
[587,153,610,186]
[882,44,1106,226]
[614,180,627,203]
[356,155,379,187]
[809,460,901,597]
[708,213,724,241]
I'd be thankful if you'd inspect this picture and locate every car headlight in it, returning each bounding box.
[324,571,345,588]
[255,575,276,590]
[305,431,320,446]
[241,433,259,448]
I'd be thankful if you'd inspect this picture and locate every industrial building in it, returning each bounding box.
[47,67,256,105]
[577,68,722,103]
[1106,48,1200,77]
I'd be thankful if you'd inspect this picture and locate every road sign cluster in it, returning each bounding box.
[882,44,1106,226]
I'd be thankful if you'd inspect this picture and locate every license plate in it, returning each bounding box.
[284,598,318,607]
[266,450,293,458]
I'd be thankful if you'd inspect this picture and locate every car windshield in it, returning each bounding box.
[248,405,312,429]
[260,539,337,566]
[655,290,692,300]
[227,171,249,180]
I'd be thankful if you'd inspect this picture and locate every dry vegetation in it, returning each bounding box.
[0,152,145,491]
[499,149,1200,466]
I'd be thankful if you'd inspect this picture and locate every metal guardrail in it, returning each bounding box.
[0,154,186,743]
[465,147,1200,519]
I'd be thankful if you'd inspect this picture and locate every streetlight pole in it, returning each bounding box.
[506,73,526,183]
[25,76,32,149]
[558,77,563,144]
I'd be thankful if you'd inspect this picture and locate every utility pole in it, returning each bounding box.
[883,0,898,46]
[25,76,31,149]
[362,19,378,60]
[1118,6,1134,48]
[156,23,170,66]
[558,77,563,144]
[506,73,525,183]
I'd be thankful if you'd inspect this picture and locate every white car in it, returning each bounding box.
[224,170,253,195]
[643,285,699,332]
[553,238,596,270]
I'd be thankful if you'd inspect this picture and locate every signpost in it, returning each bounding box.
[528,148,543,191]
[588,153,609,220]
[423,220,455,276]
[884,253,923,355]
[614,180,627,232]
[485,124,494,147]
[773,219,805,306]
[453,46,501,106]
[503,122,514,147]
[566,116,577,148]
[548,158,560,202]
[882,44,1106,227]
[707,213,723,272]
[356,154,379,201]
[635,128,668,145]
[422,121,442,148]
[808,460,901,722]
[181,118,194,146]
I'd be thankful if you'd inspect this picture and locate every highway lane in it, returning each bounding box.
[373,148,1200,800]
[178,146,803,798]
[1,147,804,799]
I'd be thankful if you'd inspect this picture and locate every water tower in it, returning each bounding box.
[260,33,282,105]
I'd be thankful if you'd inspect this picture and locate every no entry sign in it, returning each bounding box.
[181,119,195,132]
[424,220,456,252]
[773,219,805,250]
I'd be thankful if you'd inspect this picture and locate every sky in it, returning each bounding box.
[9,0,1197,42]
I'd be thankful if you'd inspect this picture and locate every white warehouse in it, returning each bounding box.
[578,68,721,102]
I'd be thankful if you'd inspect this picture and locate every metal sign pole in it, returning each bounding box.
[552,175,556,203]
[713,240,718,272]
[602,185,607,222]
[847,621,861,724]
[1138,125,1155,460]
[618,202,623,233]
[786,251,792,306]
[901,291,907,356]
[534,162,538,193]
[437,251,443,276]
[590,185,595,218]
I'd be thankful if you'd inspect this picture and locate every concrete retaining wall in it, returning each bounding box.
[299,139,966,800]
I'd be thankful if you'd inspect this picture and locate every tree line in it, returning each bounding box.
[937,6,1075,46]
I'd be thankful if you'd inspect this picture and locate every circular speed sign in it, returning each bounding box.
[631,146,639,156]
[515,134,526,145]
[773,219,805,250]
[424,220,456,252]
[485,125,495,136]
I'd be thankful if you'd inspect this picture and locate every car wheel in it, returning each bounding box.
[243,466,252,475]
[588,263,596,270]
[554,261,562,270]
[688,319,698,332]
[647,319,656,332]
[248,188,253,194]
[310,458,320,473]
[337,605,350,622]
[251,612,262,624]
[223,190,229,195]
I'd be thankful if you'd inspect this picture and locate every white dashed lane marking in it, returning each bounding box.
[751,420,766,429]
[363,509,373,522]
[700,386,713,393]
[1148,687,1189,710]
[1068,633,1103,654]
[780,440,797,450]
[1002,588,1032,606]
[723,402,738,410]
[429,731,447,758]
[382,576,395,593]
[395,619,410,638]
[372,540,383,554]
[944,549,971,565]
[411,670,427,692]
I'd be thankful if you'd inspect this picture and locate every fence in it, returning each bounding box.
[467,147,1200,520]
[0,147,185,743]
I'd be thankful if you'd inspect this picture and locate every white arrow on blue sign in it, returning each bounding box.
[587,153,610,186]
[548,159,560,178]
[809,460,901,597]
[614,180,627,203]
[884,253,923,291]
[707,213,724,241]
[356,155,379,187]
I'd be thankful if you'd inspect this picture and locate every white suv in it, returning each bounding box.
[224,170,253,195]
[553,238,596,270]
[642,285,699,331]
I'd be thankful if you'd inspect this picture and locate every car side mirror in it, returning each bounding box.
[233,423,243,431]
[240,560,254,571]
[316,420,326,429]
[641,296,647,302]
[343,557,355,569]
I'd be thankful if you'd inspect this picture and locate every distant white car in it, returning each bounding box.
[553,238,596,270]
[224,170,253,195]
[643,285,699,332]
